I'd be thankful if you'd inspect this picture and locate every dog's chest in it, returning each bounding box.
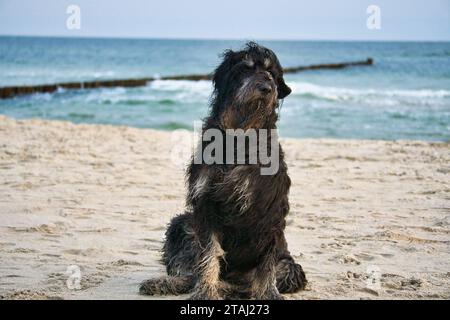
[213,164,289,222]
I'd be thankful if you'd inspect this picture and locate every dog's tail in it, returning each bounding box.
[139,275,195,296]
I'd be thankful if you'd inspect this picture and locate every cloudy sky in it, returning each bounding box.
[0,0,449,40]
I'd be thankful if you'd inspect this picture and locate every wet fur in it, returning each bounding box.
[140,42,307,299]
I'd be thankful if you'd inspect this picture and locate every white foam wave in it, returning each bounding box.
[84,87,127,103]
[77,80,213,105]
[149,80,212,93]
[148,80,212,102]
[289,82,450,102]
[27,79,448,108]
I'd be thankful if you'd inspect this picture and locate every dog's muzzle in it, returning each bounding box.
[256,82,273,95]
[252,73,276,101]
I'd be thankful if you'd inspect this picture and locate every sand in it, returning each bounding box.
[0,115,449,300]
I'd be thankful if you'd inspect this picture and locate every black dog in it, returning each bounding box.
[140,42,307,299]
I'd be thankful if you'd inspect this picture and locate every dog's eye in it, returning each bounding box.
[243,56,255,68]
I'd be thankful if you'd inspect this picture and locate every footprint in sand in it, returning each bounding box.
[354,252,376,262]
[63,248,104,257]
[111,259,143,267]
[8,223,67,236]
[340,254,361,265]
[382,274,424,292]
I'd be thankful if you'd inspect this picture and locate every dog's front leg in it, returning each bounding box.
[252,244,284,300]
[189,232,225,300]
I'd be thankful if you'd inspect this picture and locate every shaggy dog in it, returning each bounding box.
[139,42,307,299]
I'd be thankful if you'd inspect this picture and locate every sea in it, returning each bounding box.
[0,36,449,141]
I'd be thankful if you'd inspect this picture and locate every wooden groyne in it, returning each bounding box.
[0,58,373,99]
[283,57,373,73]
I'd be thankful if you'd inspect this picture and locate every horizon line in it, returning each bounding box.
[1,33,449,43]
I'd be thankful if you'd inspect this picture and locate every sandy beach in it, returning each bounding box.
[0,115,449,300]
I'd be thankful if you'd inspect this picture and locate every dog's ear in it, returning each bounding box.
[212,49,237,91]
[277,76,292,99]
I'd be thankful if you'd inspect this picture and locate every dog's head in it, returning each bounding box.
[211,42,291,129]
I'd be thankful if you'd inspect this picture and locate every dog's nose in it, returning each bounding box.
[257,83,272,95]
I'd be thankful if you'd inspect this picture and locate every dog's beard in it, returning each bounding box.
[221,98,278,130]
[220,83,278,130]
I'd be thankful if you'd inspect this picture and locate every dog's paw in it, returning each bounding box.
[276,260,307,293]
[139,276,195,296]
[139,279,160,295]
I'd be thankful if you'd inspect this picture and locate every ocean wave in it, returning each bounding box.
[67,112,95,120]
[91,71,115,78]
[158,99,176,105]
[423,51,450,57]
[149,80,212,94]
[148,80,212,103]
[22,92,54,101]
[70,80,212,105]
[84,87,128,103]
[289,82,450,105]
[19,79,450,109]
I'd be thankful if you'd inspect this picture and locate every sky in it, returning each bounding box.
[0,0,449,41]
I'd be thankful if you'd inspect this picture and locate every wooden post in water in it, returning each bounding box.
[0,58,373,99]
